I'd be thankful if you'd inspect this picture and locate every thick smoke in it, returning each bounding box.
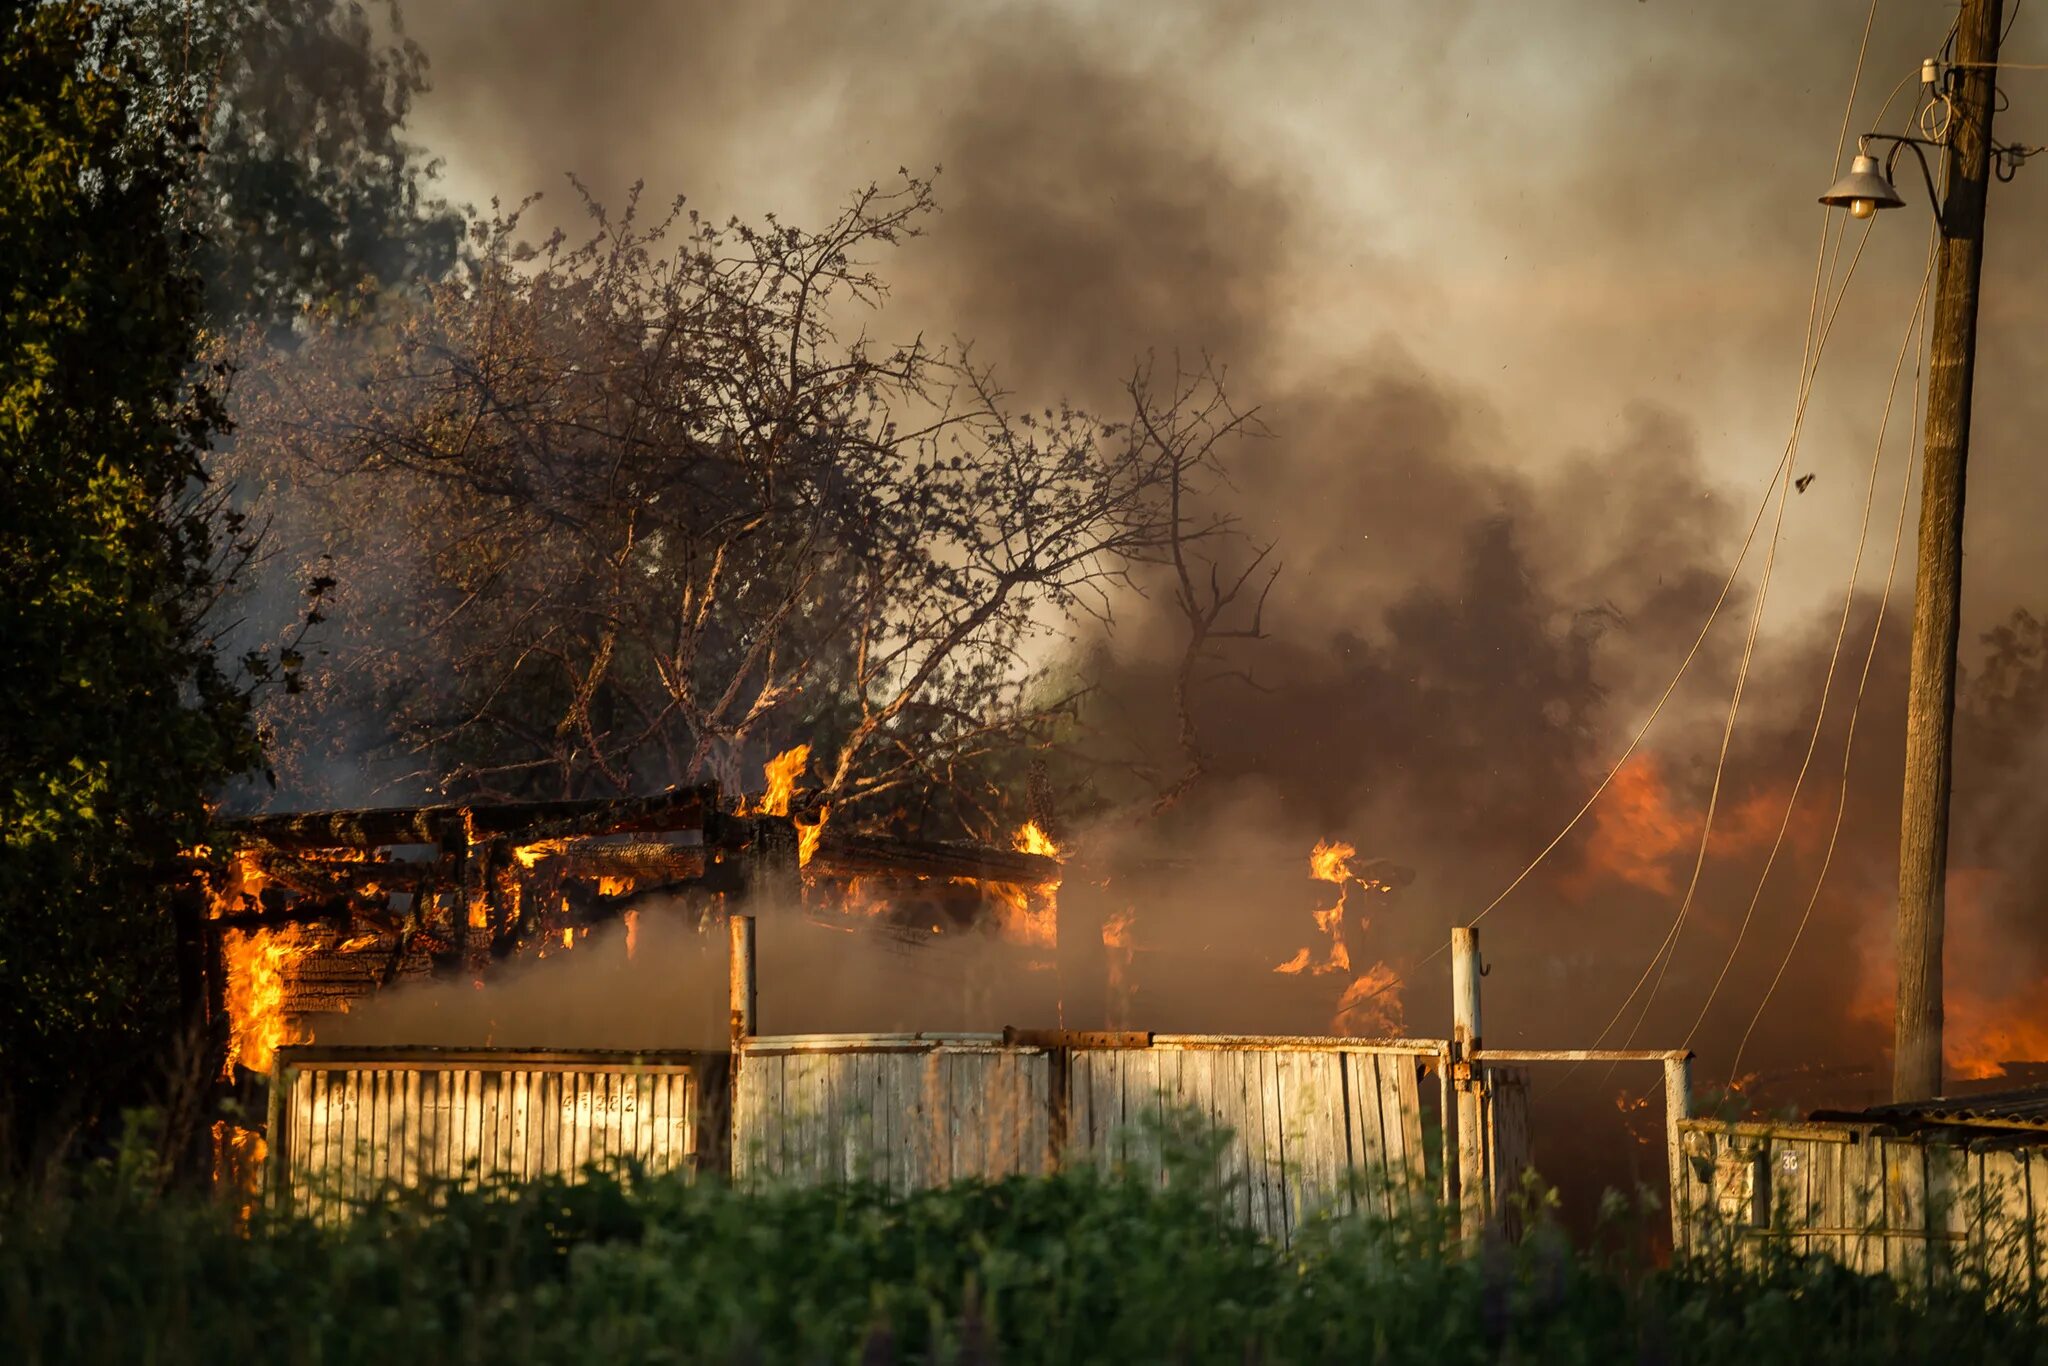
[263,1,2048,1208]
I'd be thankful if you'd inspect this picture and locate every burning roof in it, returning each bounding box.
[192,775,1063,1078]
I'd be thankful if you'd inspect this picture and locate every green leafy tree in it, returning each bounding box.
[0,1,262,1163]
[123,0,465,330]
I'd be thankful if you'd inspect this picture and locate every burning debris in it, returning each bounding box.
[194,751,1082,1072]
[1272,838,1408,1036]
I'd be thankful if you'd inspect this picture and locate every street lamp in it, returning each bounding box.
[1818,134,1947,227]
[1817,151,1907,218]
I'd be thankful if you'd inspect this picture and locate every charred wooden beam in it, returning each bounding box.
[221,783,722,849]
[810,832,1059,885]
[553,843,709,881]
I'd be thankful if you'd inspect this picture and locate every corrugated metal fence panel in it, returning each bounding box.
[278,1051,702,1222]
[1676,1119,2045,1292]
[734,1042,1056,1191]
[735,1037,1434,1246]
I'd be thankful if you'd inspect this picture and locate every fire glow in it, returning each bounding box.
[1275,838,1404,1036]
[222,925,308,1074]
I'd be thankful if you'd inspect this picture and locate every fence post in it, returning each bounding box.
[1663,1051,1693,1256]
[728,912,757,1049]
[1451,926,1486,1240]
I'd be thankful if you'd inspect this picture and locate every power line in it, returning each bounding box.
[1590,0,1889,1059]
[1593,220,1874,1060]
[1683,235,1939,1053]
[1730,191,1945,1083]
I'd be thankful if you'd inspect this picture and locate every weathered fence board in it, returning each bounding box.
[1677,1118,2045,1293]
[734,1034,1442,1245]
[271,1047,720,1222]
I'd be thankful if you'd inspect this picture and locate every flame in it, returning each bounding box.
[1014,820,1060,860]
[210,1121,268,1224]
[1847,868,2048,1080]
[1275,838,1364,975]
[1578,756,1696,895]
[987,821,1062,948]
[1333,964,1404,1036]
[512,837,573,869]
[750,743,810,817]
[797,804,828,868]
[222,925,310,1074]
[624,908,641,959]
[595,874,630,897]
[561,926,575,949]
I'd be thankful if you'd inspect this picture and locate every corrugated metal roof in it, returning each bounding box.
[1811,1082,2048,1135]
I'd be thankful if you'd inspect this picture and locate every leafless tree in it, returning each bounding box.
[225,177,1273,837]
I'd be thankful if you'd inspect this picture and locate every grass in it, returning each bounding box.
[3,1118,2045,1364]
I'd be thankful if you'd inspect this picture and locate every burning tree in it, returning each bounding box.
[227,175,1263,841]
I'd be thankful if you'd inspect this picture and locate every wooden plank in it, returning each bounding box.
[468,1068,486,1186]
[1348,1053,1392,1220]
[1216,1049,1254,1228]
[1927,1141,1970,1284]
[1886,1139,1929,1288]
[1066,1051,1095,1170]
[889,1051,915,1195]
[1846,1134,1883,1275]
[1244,1050,1279,1242]
[289,1071,313,1216]
[1389,1057,1428,1212]
[1026,1050,1053,1177]
[1120,1048,1159,1184]
[1302,1050,1348,1225]
[648,1071,670,1172]
[1978,1148,2030,1291]
[955,1052,987,1183]
[2030,1152,2048,1298]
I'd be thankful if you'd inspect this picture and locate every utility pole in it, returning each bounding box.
[1895,0,2002,1103]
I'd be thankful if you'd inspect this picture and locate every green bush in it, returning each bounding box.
[4,1155,2043,1366]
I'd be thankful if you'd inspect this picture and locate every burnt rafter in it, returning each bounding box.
[222,782,724,850]
[809,832,1059,885]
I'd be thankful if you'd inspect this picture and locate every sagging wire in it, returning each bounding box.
[1684,230,1940,1059]
[1593,217,1876,1066]
[1727,187,1945,1087]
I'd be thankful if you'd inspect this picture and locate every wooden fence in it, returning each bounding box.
[1675,1117,2048,1290]
[268,1046,724,1222]
[732,1031,1449,1245]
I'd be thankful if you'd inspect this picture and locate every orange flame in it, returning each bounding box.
[1334,964,1404,1037]
[512,837,572,869]
[989,821,1062,948]
[210,1121,268,1224]
[797,804,828,868]
[624,908,641,960]
[1847,868,2048,1080]
[1578,756,1695,895]
[222,926,309,1074]
[1275,838,1362,975]
[752,744,809,817]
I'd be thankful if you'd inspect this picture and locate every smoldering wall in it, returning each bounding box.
[291,0,2048,1117]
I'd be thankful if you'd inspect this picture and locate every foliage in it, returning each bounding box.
[226,184,1263,837]
[0,1,261,1159]
[4,1157,2044,1365]
[117,0,464,330]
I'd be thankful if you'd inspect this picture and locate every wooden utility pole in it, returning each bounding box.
[1895,0,2003,1102]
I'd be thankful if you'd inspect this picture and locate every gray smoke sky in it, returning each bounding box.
[399,0,2048,631]
[326,1,2048,1106]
